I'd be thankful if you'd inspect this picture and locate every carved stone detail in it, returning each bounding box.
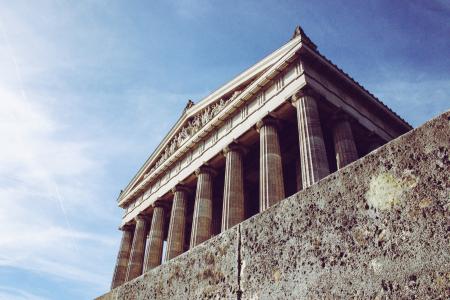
[147,90,242,175]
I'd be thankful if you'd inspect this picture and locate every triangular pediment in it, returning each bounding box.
[122,36,302,197]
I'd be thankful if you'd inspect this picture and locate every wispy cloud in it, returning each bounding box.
[0,287,47,300]
[0,84,113,286]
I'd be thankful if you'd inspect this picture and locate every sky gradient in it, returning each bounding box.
[0,1,449,299]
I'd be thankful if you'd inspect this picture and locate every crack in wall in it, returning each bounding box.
[237,224,242,300]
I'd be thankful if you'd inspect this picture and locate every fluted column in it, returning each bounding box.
[367,132,384,152]
[190,165,216,248]
[296,159,303,192]
[143,202,166,271]
[111,226,133,289]
[125,215,148,281]
[332,113,359,169]
[257,117,285,212]
[165,185,189,261]
[292,91,330,188]
[222,143,246,231]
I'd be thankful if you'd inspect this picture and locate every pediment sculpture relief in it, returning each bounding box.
[147,90,242,175]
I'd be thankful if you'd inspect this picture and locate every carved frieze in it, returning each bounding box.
[147,90,242,176]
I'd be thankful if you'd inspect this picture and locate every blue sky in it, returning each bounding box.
[0,1,448,299]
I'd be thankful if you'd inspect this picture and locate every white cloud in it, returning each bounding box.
[0,84,115,287]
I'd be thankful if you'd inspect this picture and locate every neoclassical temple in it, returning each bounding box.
[109,26,411,289]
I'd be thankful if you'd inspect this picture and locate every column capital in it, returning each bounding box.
[118,224,134,232]
[134,214,148,222]
[223,142,248,156]
[195,164,217,177]
[256,116,280,132]
[171,184,191,194]
[152,199,169,210]
[291,88,318,104]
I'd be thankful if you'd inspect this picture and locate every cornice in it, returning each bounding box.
[299,45,413,131]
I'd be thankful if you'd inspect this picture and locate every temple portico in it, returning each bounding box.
[109,26,412,289]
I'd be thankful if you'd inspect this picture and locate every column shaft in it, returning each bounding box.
[144,205,165,271]
[110,227,133,289]
[165,187,188,261]
[258,117,285,212]
[296,159,303,192]
[190,166,215,248]
[332,116,358,169]
[367,133,384,152]
[125,216,148,281]
[293,93,330,188]
[222,144,245,231]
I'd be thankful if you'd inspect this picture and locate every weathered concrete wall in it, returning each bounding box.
[97,111,449,299]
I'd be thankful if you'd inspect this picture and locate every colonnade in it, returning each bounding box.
[111,90,361,289]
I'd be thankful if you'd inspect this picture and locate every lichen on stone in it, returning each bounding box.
[366,173,404,210]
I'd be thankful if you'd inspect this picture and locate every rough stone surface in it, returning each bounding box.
[97,226,239,300]
[240,111,449,299]
[98,111,449,299]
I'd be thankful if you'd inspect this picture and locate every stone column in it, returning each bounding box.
[110,226,134,289]
[332,113,359,169]
[190,165,216,248]
[165,185,189,261]
[257,116,285,212]
[292,91,330,188]
[222,143,246,231]
[143,202,166,272]
[296,159,303,192]
[367,132,384,152]
[125,215,148,281]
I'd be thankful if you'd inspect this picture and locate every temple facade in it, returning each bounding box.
[109,26,412,290]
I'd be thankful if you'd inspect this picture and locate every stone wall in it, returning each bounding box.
[97,110,449,299]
